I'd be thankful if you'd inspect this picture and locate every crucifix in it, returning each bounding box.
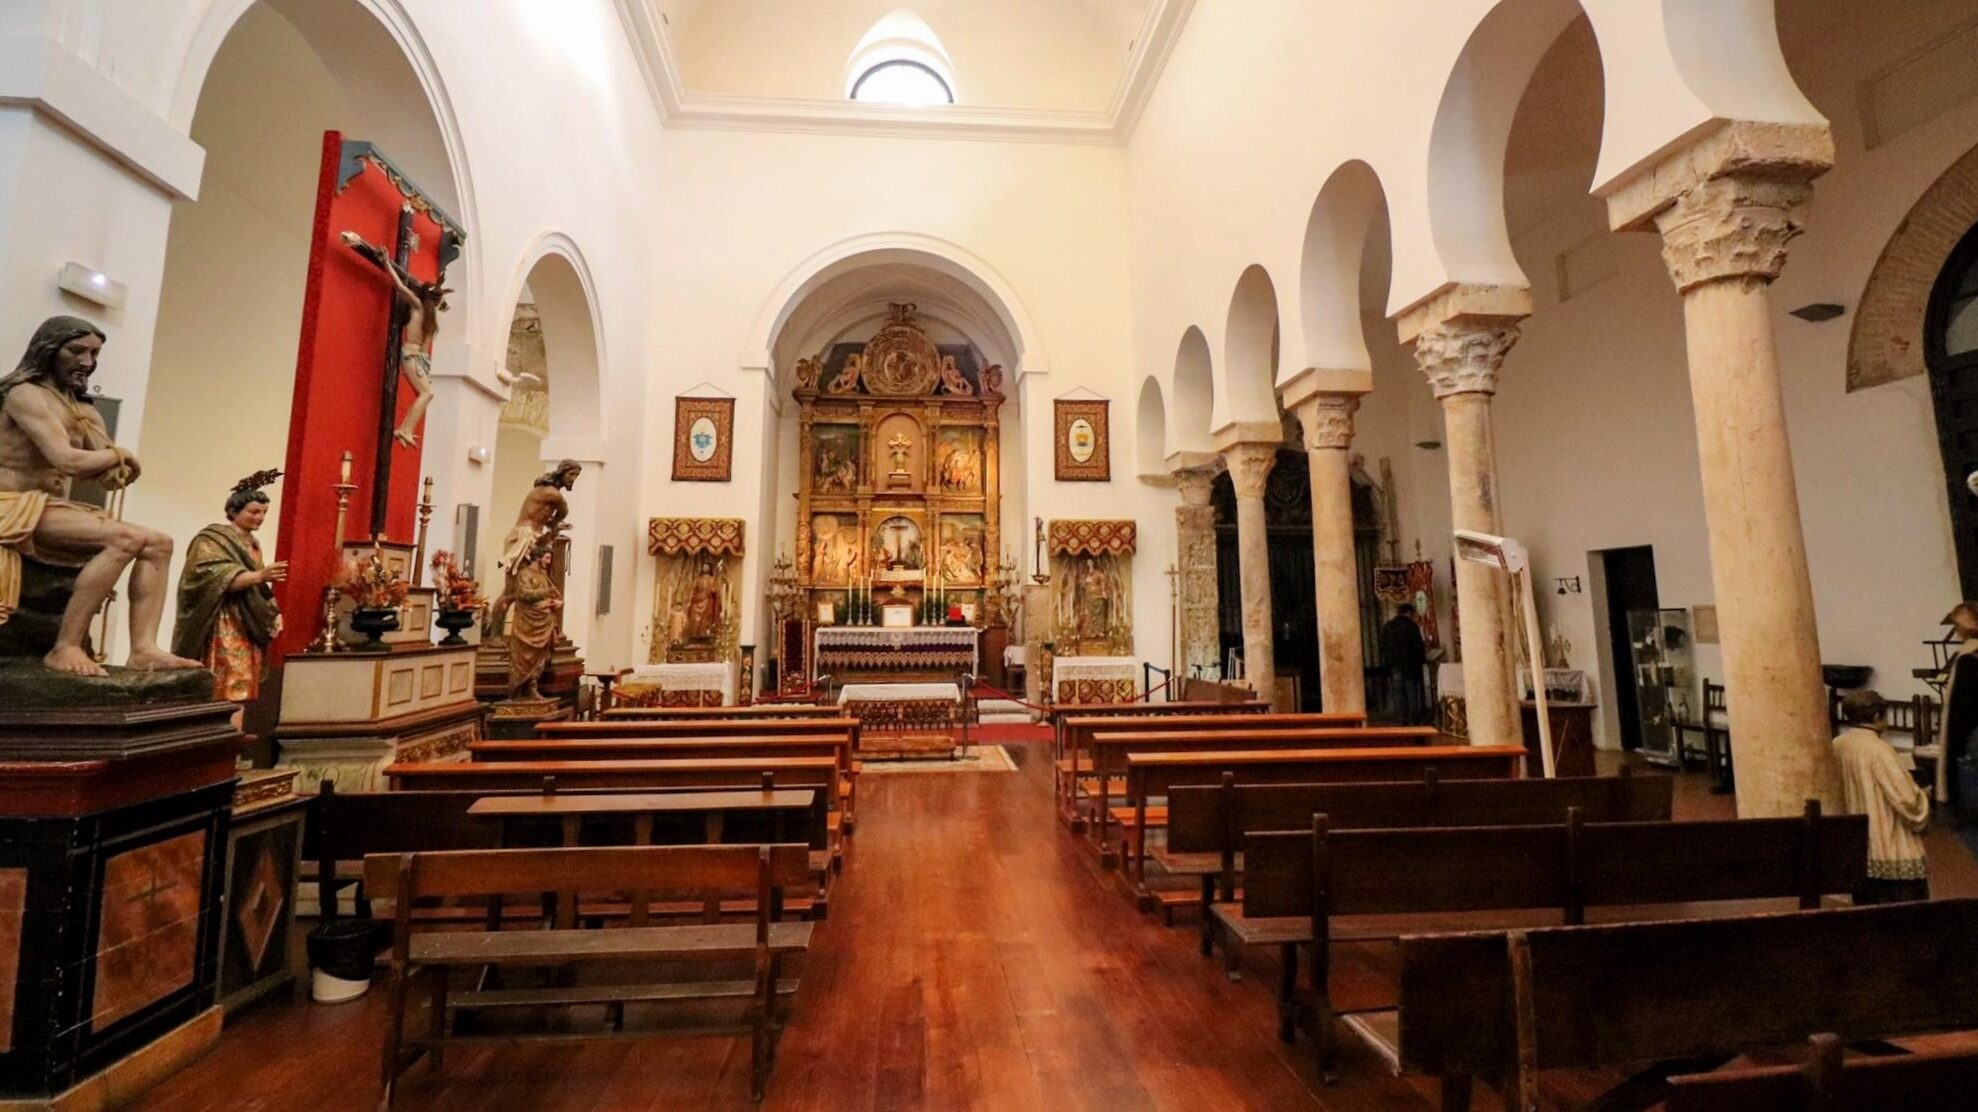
[342,205,449,538]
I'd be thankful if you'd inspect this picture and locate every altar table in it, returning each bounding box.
[837,683,964,759]
[813,626,979,684]
[1052,655,1140,705]
[620,661,737,707]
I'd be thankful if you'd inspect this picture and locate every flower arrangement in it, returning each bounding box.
[430,551,485,613]
[336,550,410,610]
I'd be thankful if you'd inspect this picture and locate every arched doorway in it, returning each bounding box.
[1928,219,1978,596]
[134,0,461,651]
[1212,447,1319,709]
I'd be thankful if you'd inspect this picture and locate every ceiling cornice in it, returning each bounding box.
[612,0,1193,146]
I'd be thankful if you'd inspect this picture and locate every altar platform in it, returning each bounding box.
[813,627,979,685]
[837,682,965,760]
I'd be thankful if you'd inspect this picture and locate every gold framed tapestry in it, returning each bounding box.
[671,396,734,482]
[1053,399,1110,482]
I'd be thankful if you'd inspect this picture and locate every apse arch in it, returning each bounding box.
[1171,327,1215,454]
[1221,265,1282,426]
[1299,160,1393,374]
[1135,375,1168,477]
[744,232,1045,380]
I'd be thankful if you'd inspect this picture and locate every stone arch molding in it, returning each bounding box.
[743,232,1047,380]
[170,0,483,330]
[1848,143,1978,392]
[502,231,609,444]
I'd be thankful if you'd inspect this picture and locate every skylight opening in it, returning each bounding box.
[845,10,957,107]
[851,59,954,106]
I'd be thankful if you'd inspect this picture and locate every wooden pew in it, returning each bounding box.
[1089,726,1439,865]
[1668,1033,1978,1112]
[1392,898,1978,1111]
[383,756,847,867]
[369,844,815,1106]
[1056,709,1359,825]
[1238,804,1865,1059]
[537,716,854,741]
[602,703,834,719]
[467,733,860,831]
[1116,744,1524,871]
[307,781,834,922]
[1050,698,1266,783]
[1165,770,1674,933]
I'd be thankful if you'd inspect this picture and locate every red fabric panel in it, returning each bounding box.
[272,132,443,660]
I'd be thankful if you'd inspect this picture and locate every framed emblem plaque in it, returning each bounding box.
[1053,399,1110,481]
[672,396,734,481]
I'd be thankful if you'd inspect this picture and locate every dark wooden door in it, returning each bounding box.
[1599,546,1658,751]
[1213,451,1320,711]
[1927,221,1978,598]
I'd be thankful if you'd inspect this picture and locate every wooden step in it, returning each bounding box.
[1107,806,1168,828]
[452,978,801,1010]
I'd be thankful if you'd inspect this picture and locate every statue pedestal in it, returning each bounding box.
[272,645,484,792]
[0,665,240,1106]
[486,697,572,740]
[474,636,583,707]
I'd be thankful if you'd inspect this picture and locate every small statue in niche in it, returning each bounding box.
[938,354,974,396]
[683,557,724,644]
[340,231,449,448]
[1075,557,1113,644]
[827,354,862,394]
[505,545,561,700]
[172,470,287,702]
[0,316,201,676]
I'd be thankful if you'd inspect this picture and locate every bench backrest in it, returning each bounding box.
[1128,745,1525,799]
[364,842,813,902]
[537,717,855,739]
[1668,1034,1978,1112]
[304,782,501,921]
[383,756,841,795]
[1241,806,1866,919]
[1052,699,1265,721]
[1089,726,1437,765]
[1398,899,1978,1083]
[468,735,852,764]
[1168,772,1674,853]
[603,704,837,719]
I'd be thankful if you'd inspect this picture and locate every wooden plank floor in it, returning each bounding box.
[143,745,1978,1111]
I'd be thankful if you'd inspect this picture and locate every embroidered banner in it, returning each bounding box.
[647,517,745,556]
[1047,520,1136,556]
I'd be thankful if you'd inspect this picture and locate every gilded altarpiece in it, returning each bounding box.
[791,304,1003,622]
[1049,520,1135,655]
[646,518,744,667]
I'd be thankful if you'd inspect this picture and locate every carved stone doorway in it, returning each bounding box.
[1213,449,1319,710]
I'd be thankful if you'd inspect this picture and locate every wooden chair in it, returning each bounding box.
[1668,1033,1978,1112]
[1392,898,1978,1111]
[1673,680,1731,790]
[369,843,814,1106]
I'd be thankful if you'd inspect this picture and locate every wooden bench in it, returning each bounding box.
[467,733,860,831]
[1116,744,1525,872]
[602,703,840,720]
[1055,708,1334,823]
[1050,698,1266,781]
[307,781,834,923]
[369,844,814,1106]
[383,756,847,868]
[1088,726,1439,864]
[1165,770,1674,934]
[1393,897,1978,1111]
[1239,803,1866,1066]
[1668,1032,1978,1112]
[537,717,856,741]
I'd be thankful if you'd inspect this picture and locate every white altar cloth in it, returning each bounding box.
[627,661,737,705]
[1051,655,1140,704]
[838,683,962,705]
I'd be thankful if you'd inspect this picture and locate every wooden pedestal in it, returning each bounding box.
[273,645,484,792]
[216,773,306,1014]
[0,670,239,1103]
[1519,701,1598,778]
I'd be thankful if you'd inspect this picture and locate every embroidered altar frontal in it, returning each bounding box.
[815,627,979,682]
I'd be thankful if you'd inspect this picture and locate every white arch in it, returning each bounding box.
[1300,159,1394,374]
[1221,264,1282,425]
[1171,326,1215,454]
[743,231,1047,379]
[1135,375,1168,477]
[171,0,482,331]
[500,231,608,444]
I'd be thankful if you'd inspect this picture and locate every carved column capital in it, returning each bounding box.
[1173,466,1217,507]
[1296,394,1359,451]
[1222,442,1278,500]
[1655,174,1812,294]
[1414,319,1521,400]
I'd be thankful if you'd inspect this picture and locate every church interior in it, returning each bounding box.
[7,0,1978,1108]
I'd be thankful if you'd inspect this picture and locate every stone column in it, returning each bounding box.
[1294,393,1368,715]
[1646,166,1837,816]
[1405,292,1526,748]
[1171,461,1222,681]
[1219,439,1280,696]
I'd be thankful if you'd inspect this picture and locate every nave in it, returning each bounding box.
[138,745,1978,1112]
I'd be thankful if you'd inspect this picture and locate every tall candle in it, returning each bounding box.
[339,450,353,484]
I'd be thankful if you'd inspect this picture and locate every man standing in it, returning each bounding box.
[1379,603,1428,725]
[1832,690,1931,904]
[0,316,200,676]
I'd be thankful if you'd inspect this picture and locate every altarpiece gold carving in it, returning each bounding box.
[645,517,743,664]
[1048,520,1135,657]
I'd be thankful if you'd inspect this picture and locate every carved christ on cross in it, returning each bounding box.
[887,432,912,476]
[340,230,448,448]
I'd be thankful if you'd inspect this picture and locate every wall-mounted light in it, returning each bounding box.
[467,445,492,465]
[1414,439,1443,450]
[1555,576,1582,596]
[58,263,126,311]
[1788,303,1846,323]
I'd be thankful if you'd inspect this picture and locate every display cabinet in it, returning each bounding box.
[1628,608,1697,767]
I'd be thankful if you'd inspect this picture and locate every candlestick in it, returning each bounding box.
[412,476,435,586]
